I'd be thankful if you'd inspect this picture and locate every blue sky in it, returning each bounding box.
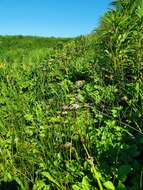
[0,0,112,37]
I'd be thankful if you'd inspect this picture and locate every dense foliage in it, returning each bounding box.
[0,0,143,189]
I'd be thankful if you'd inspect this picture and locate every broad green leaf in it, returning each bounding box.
[82,176,91,190]
[118,164,131,181]
[103,181,115,190]
[117,181,126,190]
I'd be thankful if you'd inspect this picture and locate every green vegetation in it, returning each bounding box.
[0,35,71,50]
[0,0,143,189]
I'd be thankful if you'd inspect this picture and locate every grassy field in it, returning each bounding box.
[0,1,143,189]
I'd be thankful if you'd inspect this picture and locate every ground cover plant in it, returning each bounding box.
[0,0,143,189]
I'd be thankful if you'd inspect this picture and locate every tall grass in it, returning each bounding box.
[0,1,143,189]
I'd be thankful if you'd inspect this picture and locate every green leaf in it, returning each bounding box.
[117,181,126,190]
[33,180,49,190]
[13,177,26,190]
[136,4,143,18]
[103,181,115,190]
[42,172,61,188]
[82,176,91,190]
[118,164,131,181]
[24,114,33,122]
[72,184,81,190]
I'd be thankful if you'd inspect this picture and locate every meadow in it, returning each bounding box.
[0,1,143,189]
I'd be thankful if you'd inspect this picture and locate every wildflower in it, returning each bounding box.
[63,142,72,149]
[62,104,69,110]
[121,96,128,102]
[69,103,80,110]
[75,95,80,101]
[75,80,85,88]
[62,111,68,115]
